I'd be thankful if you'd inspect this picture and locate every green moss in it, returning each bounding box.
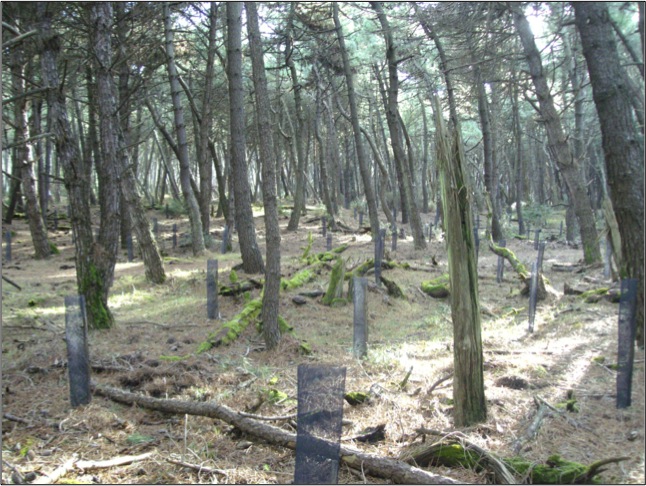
[281,268,315,291]
[266,388,288,403]
[81,263,112,329]
[322,257,345,305]
[49,242,60,254]
[420,281,450,298]
[579,288,609,300]
[592,356,606,364]
[299,341,312,355]
[381,276,405,299]
[301,231,314,260]
[344,391,370,405]
[555,398,579,413]
[504,455,592,484]
[229,269,239,284]
[159,354,192,361]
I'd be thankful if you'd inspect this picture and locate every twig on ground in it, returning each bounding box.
[2,275,22,290]
[166,458,229,476]
[427,373,453,395]
[3,412,30,425]
[75,452,154,470]
[33,457,77,484]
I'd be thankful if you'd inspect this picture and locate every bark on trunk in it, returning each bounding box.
[574,2,645,345]
[38,2,114,329]
[163,4,205,255]
[91,2,166,284]
[433,94,487,427]
[333,3,380,237]
[10,35,51,258]
[512,6,601,264]
[371,2,426,250]
[246,1,281,350]
[226,2,264,274]
[197,3,218,236]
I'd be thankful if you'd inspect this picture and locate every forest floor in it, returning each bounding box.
[2,203,644,484]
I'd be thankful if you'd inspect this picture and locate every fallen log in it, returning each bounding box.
[93,382,461,484]
[488,239,546,299]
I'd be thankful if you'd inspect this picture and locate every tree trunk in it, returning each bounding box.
[313,69,336,228]
[373,66,407,224]
[163,4,205,255]
[419,94,430,214]
[574,2,645,345]
[333,3,380,237]
[246,1,281,350]
[285,5,307,231]
[470,47,503,241]
[38,2,114,329]
[91,2,166,284]
[512,6,601,264]
[433,95,486,427]
[9,30,51,258]
[510,73,525,236]
[197,3,218,237]
[371,2,426,250]
[226,2,264,274]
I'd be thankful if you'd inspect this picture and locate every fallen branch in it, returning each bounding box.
[75,452,153,470]
[3,412,30,425]
[166,458,228,476]
[428,374,453,395]
[33,457,77,484]
[512,397,551,454]
[2,275,22,290]
[93,382,461,484]
[32,453,153,484]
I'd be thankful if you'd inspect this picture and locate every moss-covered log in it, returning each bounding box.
[381,276,405,299]
[322,256,346,305]
[281,267,317,291]
[219,279,263,296]
[197,299,263,351]
[489,239,547,300]
[401,438,627,484]
[420,274,450,298]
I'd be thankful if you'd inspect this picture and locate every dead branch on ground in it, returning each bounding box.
[93,382,461,484]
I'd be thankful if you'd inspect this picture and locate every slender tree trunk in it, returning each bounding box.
[574,2,645,345]
[333,3,379,237]
[285,7,307,231]
[471,50,503,241]
[226,2,264,274]
[38,2,114,329]
[511,76,525,235]
[512,7,601,263]
[197,3,218,237]
[313,68,336,228]
[163,3,205,255]
[10,39,51,258]
[419,94,430,214]
[371,2,426,250]
[91,2,166,284]
[246,1,281,349]
[373,66,407,224]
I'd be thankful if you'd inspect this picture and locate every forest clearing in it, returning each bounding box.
[2,1,644,484]
[2,204,644,484]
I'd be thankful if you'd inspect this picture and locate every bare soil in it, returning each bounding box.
[2,204,644,484]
